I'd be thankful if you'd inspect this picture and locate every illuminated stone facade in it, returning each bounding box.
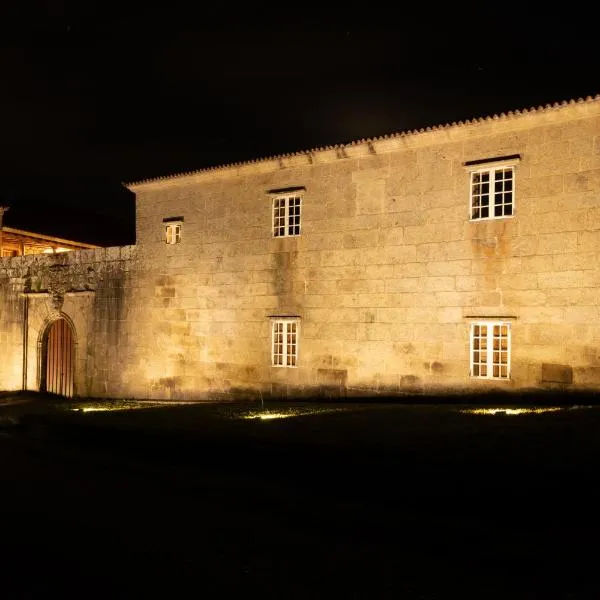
[1,96,599,398]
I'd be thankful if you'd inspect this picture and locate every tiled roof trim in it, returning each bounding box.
[124,95,600,188]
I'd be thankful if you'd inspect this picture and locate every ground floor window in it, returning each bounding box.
[470,321,511,379]
[272,319,299,367]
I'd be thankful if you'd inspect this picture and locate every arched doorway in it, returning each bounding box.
[42,318,75,397]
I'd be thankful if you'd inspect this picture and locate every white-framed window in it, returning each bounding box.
[273,194,301,237]
[470,167,514,220]
[470,321,511,379]
[271,318,299,367]
[165,222,182,244]
[465,154,520,221]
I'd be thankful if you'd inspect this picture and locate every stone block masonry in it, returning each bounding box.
[1,96,599,399]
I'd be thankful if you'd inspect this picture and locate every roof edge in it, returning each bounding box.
[2,226,100,249]
[123,94,600,190]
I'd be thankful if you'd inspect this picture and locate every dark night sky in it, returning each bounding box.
[1,1,598,246]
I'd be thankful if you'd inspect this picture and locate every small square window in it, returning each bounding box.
[165,223,182,244]
[470,166,515,220]
[273,195,301,237]
[271,319,299,367]
[470,321,511,380]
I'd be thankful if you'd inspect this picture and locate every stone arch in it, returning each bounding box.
[37,312,78,397]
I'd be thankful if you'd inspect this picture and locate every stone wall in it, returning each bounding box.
[126,98,600,397]
[1,97,599,400]
[0,247,136,397]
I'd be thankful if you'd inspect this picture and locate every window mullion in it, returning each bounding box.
[487,327,493,378]
[491,167,497,215]
[282,321,288,365]
[507,325,512,379]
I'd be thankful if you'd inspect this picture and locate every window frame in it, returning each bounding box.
[469,321,511,380]
[272,193,302,238]
[271,318,300,368]
[465,155,520,222]
[165,222,182,245]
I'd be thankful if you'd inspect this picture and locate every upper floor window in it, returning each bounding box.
[465,154,520,221]
[273,194,301,237]
[470,321,511,380]
[271,318,299,367]
[163,217,183,244]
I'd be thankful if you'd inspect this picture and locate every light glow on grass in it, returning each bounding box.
[71,406,135,413]
[240,407,345,421]
[243,411,298,420]
[460,407,563,416]
[70,402,188,413]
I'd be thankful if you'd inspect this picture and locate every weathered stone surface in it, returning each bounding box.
[2,98,600,398]
[541,363,574,384]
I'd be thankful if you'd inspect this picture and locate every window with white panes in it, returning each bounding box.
[165,223,182,244]
[273,195,301,237]
[470,322,511,379]
[470,166,514,220]
[271,319,299,367]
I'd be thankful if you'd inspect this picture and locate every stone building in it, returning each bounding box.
[1,95,599,399]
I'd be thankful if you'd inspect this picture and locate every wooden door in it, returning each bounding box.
[45,318,74,397]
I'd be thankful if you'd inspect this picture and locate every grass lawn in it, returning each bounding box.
[1,391,600,598]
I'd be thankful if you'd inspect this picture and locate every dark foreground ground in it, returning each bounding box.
[2,391,600,599]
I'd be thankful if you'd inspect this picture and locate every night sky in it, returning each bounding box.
[1,1,598,246]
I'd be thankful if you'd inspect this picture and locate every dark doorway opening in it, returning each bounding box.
[42,318,75,397]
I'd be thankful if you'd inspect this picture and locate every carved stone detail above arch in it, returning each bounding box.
[22,262,99,296]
